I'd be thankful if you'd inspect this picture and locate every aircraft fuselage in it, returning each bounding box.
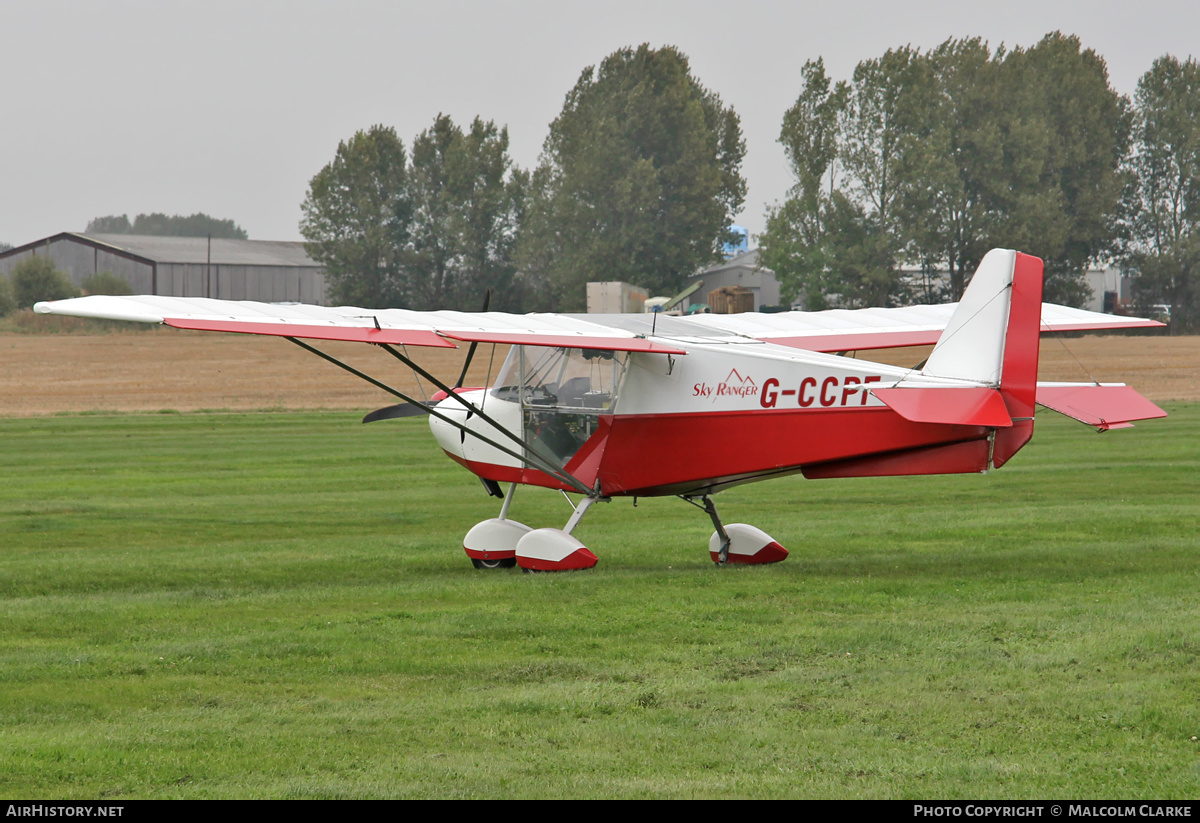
[430,342,999,497]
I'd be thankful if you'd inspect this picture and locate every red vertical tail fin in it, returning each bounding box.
[920,249,1045,468]
[992,252,1043,466]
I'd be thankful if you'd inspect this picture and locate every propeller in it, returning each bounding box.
[362,289,491,424]
[361,401,432,423]
[453,288,490,389]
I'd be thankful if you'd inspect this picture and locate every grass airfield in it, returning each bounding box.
[2,406,1198,798]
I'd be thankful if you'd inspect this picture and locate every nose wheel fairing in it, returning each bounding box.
[514,530,599,572]
[463,517,531,564]
[462,484,601,572]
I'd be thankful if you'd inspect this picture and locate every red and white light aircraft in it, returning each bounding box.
[37,250,1166,571]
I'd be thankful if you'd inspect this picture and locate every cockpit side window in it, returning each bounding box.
[491,346,629,411]
[490,346,629,467]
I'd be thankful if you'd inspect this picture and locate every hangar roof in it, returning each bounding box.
[1,233,319,268]
[701,248,762,275]
[83,234,318,267]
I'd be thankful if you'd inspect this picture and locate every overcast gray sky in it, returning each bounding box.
[2,0,1196,247]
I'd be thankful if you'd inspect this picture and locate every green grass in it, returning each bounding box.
[1,407,1198,798]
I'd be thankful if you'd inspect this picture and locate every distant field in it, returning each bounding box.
[1,405,1197,798]
[1,327,1196,415]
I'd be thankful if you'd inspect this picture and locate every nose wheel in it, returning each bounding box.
[471,557,517,570]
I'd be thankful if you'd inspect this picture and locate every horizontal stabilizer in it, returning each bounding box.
[871,387,1013,428]
[1036,383,1167,430]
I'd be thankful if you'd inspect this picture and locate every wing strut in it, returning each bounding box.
[285,337,592,495]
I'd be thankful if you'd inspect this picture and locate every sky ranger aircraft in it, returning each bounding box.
[36,250,1166,572]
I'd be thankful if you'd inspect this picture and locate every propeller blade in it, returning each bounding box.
[454,289,491,389]
[362,402,431,423]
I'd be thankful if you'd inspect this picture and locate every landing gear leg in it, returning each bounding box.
[682,494,789,566]
[700,495,731,565]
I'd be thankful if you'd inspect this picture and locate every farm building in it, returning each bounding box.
[0,233,329,305]
[686,249,782,312]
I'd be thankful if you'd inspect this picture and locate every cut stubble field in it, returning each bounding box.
[1,328,1198,798]
[2,328,1198,416]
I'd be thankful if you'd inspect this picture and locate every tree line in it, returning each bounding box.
[759,34,1199,330]
[86,213,248,239]
[305,37,1197,327]
[300,45,744,313]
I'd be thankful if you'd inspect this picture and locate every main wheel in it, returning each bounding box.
[471,557,517,570]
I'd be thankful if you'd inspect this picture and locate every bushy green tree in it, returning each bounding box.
[10,255,79,308]
[81,271,133,296]
[299,117,525,310]
[900,38,1016,301]
[405,115,526,311]
[519,45,746,309]
[0,274,15,316]
[1126,55,1200,331]
[300,125,412,307]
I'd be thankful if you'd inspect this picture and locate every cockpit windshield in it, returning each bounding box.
[490,346,630,467]
[491,346,629,410]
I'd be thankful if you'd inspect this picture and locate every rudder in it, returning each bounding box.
[920,249,1045,468]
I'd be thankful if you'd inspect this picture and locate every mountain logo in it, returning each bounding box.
[715,368,757,399]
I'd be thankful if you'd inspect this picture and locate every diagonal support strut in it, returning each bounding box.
[285,336,590,494]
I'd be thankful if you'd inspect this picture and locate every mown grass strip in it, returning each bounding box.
[1,407,1197,798]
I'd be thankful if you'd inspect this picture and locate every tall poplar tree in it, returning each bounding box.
[300,125,412,307]
[1127,55,1200,330]
[1004,32,1129,305]
[518,45,746,310]
[759,58,848,307]
[406,115,526,311]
